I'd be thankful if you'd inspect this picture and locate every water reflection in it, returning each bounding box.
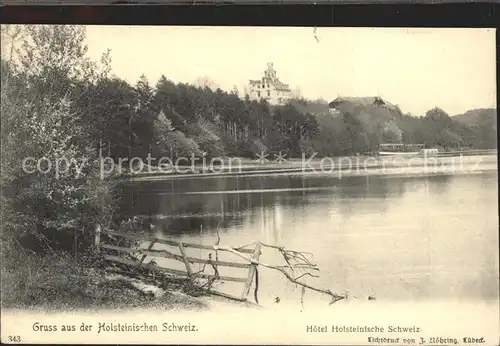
[118,174,455,237]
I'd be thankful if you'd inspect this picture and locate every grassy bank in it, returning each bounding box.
[1,251,208,312]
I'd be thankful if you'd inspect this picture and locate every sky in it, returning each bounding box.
[85,26,496,116]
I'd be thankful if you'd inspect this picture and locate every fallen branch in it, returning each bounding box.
[212,244,346,304]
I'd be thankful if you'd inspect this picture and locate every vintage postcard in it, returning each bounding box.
[1,25,498,345]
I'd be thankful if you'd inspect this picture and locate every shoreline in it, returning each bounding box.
[1,251,255,313]
[123,152,498,182]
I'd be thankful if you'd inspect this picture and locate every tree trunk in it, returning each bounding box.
[128,115,133,158]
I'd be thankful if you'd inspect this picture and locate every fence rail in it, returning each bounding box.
[100,244,252,269]
[95,227,261,301]
[99,229,255,253]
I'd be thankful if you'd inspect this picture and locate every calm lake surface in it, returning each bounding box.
[117,156,499,308]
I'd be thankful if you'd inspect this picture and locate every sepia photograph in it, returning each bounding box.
[0,25,498,344]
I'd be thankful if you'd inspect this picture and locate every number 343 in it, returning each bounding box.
[8,336,21,343]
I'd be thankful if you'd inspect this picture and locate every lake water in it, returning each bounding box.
[117,155,499,309]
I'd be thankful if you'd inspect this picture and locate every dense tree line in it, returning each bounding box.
[81,75,323,162]
[310,102,496,156]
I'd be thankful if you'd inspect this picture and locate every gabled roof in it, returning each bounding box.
[249,79,291,91]
[272,80,291,91]
[329,96,397,109]
[249,63,292,92]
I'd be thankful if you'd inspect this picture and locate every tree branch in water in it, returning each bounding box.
[211,243,347,304]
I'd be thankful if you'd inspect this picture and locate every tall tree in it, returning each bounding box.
[1,25,114,255]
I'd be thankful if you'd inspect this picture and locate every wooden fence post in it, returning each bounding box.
[73,228,78,259]
[94,224,101,252]
[138,239,157,266]
[241,242,261,300]
[178,243,194,283]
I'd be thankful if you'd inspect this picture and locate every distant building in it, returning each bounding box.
[379,143,425,151]
[420,148,439,156]
[247,63,292,105]
[328,96,397,115]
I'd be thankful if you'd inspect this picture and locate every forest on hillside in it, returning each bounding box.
[4,53,495,165]
[3,26,496,170]
[4,27,497,171]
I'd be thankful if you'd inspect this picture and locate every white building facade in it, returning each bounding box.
[247,63,292,105]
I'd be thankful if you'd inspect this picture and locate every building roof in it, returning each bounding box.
[249,79,291,91]
[273,80,291,91]
[249,63,292,92]
[329,96,397,109]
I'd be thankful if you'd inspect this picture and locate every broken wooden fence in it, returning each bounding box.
[94,226,261,302]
